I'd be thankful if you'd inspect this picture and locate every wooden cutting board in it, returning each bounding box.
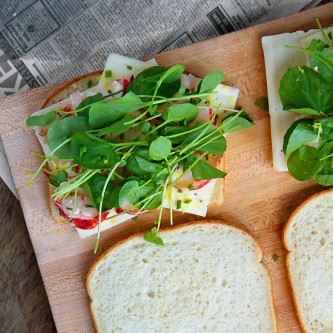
[1,4,332,332]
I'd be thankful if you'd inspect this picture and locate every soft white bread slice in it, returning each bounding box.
[283,190,333,333]
[87,221,277,333]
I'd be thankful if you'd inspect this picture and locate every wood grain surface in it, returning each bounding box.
[1,4,333,332]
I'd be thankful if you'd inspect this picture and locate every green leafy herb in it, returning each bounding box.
[76,92,104,117]
[89,92,145,128]
[128,65,184,101]
[144,227,164,245]
[87,79,93,88]
[126,65,132,70]
[26,110,57,126]
[49,170,68,187]
[197,70,225,96]
[162,103,198,123]
[272,253,279,262]
[149,136,172,161]
[104,70,112,78]
[283,119,317,156]
[255,96,269,111]
[71,132,118,169]
[47,116,90,158]
[287,145,322,181]
[280,66,333,116]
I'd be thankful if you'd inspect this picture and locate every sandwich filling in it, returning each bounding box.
[26,54,252,245]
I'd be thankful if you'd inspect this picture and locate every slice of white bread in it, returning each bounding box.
[86,221,277,333]
[283,190,333,333]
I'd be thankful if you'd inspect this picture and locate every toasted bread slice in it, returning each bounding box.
[283,189,333,333]
[86,221,277,333]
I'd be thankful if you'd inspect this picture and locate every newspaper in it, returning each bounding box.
[0,0,319,197]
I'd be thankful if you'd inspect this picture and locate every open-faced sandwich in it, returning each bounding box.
[262,20,333,185]
[26,54,253,249]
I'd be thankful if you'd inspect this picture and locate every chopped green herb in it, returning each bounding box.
[87,79,93,88]
[126,65,133,70]
[187,184,194,190]
[104,70,112,78]
[85,204,94,208]
[177,189,183,193]
[176,200,182,209]
[272,253,279,262]
[183,198,192,204]
[28,25,34,32]
[132,216,138,220]
[255,96,269,112]
[66,207,73,210]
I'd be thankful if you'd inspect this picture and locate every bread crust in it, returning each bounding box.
[41,70,103,109]
[282,187,333,333]
[86,220,277,333]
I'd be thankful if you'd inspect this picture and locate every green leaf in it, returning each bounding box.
[197,70,225,95]
[126,156,164,175]
[26,110,57,126]
[159,125,188,144]
[49,170,67,187]
[255,97,269,112]
[272,253,279,262]
[89,92,145,129]
[162,103,198,123]
[47,116,90,158]
[144,227,164,245]
[188,155,227,180]
[70,132,118,169]
[309,41,333,84]
[221,112,254,134]
[143,194,163,210]
[75,93,104,117]
[314,165,333,186]
[82,173,114,210]
[287,145,323,181]
[200,135,226,155]
[140,121,150,134]
[126,156,146,176]
[149,136,172,161]
[279,66,333,115]
[178,122,215,149]
[283,119,317,155]
[314,117,333,140]
[285,108,323,116]
[128,65,184,101]
[119,180,154,205]
[97,114,134,136]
